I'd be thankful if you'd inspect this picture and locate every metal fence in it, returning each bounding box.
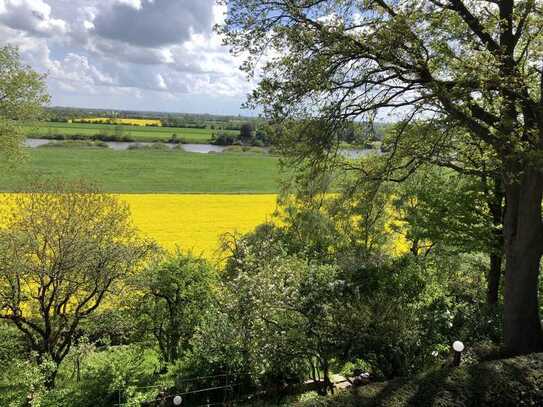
[114,372,260,407]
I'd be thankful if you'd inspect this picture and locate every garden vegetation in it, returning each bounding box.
[2,0,543,404]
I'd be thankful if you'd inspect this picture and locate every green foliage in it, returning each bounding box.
[240,122,254,143]
[38,140,110,149]
[211,131,237,145]
[220,173,498,383]
[390,166,494,255]
[0,322,25,367]
[41,345,161,407]
[175,301,250,380]
[223,145,268,154]
[0,45,49,162]
[340,358,373,378]
[228,255,345,384]
[0,356,56,407]
[0,180,154,387]
[135,252,218,364]
[219,0,543,356]
[80,308,143,347]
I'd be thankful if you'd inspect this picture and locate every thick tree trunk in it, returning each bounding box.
[503,168,543,355]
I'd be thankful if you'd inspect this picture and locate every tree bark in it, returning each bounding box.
[503,168,543,355]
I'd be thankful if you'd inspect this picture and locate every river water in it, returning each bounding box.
[24,139,373,157]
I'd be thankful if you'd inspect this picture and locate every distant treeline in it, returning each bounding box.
[44,106,389,145]
[45,106,258,128]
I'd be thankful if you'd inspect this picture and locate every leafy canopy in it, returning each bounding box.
[0,45,49,160]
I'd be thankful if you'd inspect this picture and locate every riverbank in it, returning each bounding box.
[25,138,374,157]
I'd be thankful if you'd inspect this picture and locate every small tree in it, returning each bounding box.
[0,45,49,161]
[0,181,153,387]
[223,252,355,395]
[239,123,254,144]
[137,252,217,364]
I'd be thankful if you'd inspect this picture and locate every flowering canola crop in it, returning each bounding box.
[71,118,162,126]
[1,193,408,260]
[120,194,278,258]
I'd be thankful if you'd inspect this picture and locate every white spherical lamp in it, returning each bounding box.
[173,395,183,406]
[452,340,465,352]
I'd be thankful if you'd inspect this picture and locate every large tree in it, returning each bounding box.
[0,45,49,160]
[0,181,153,387]
[220,0,543,354]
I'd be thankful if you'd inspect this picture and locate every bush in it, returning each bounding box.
[212,132,236,146]
[81,308,144,347]
[240,123,254,143]
[127,143,177,151]
[35,133,136,142]
[167,134,187,144]
[42,346,161,407]
[0,357,55,407]
[340,359,374,378]
[38,140,109,149]
[222,146,267,154]
[0,323,25,366]
[93,133,135,142]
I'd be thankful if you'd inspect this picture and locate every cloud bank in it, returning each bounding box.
[0,0,251,114]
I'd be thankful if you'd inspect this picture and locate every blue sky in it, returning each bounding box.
[0,0,254,115]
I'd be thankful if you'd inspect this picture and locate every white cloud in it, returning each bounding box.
[0,0,251,114]
[115,0,142,10]
[0,0,68,36]
[92,0,215,48]
[155,73,167,90]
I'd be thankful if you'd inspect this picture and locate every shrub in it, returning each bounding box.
[167,134,187,144]
[41,346,161,407]
[38,140,109,149]
[127,142,171,151]
[223,146,267,154]
[212,132,237,145]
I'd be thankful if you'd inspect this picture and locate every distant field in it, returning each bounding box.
[72,117,162,126]
[23,121,239,143]
[0,147,279,193]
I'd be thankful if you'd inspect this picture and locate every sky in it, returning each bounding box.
[0,0,254,115]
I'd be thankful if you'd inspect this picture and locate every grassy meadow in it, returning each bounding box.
[1,147,279,193]
[23,121,239,143]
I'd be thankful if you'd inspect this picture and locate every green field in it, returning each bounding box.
[0,147,280,193]
[23,121,239,144]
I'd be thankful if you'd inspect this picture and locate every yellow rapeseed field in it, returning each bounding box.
[0,193,408,260]
[71,117,162,127]
[120,194,278,258]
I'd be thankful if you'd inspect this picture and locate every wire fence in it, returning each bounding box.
[114,372,261,407]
